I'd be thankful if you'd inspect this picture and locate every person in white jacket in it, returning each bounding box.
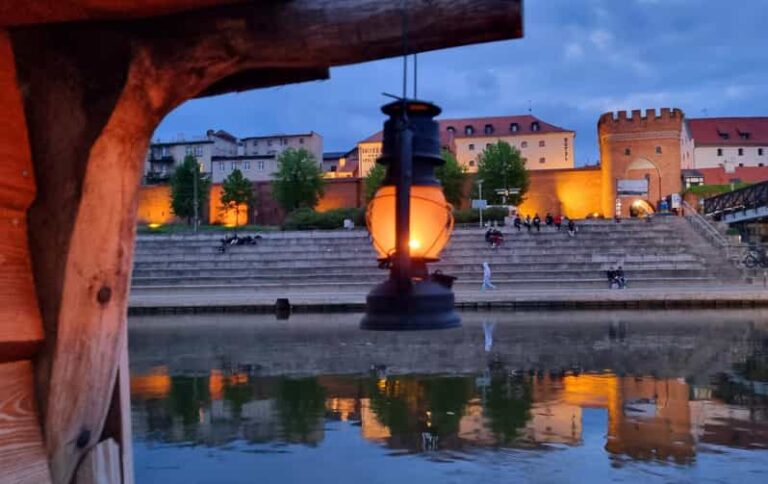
[481,261,496,290]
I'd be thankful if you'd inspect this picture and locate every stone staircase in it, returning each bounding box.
[130,218,741,291]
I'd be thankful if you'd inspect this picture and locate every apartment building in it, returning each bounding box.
[144,129,239,183]
[241,132,323,162]
[687,117,768,170]
[354,114,575,177]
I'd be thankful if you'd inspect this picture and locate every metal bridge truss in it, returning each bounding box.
[703,180,768,224]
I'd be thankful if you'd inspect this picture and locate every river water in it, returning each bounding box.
[129,310,768,483]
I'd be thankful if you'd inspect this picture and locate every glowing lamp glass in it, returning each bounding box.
[366,185,454,260]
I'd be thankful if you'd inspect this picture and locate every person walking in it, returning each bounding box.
[533,213,541,232]
[567,219,576,237]
[481,261,496,290]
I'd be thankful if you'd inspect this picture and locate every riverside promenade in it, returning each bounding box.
[129,284,768,314]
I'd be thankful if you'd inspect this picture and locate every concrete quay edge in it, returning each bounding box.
[127,286,768,316]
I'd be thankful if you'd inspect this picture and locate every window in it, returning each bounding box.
[738,148,744,156]
[230,162,235,171]
[740,132,750,140]
[446,126,455,134]
[282,138,288,145]
[299,138,304,144]
[185,145,193,155]
[539,157,546,164]
[739,163,744,167]
[219,163,225,172]
[484,124,494,135]
[655,146,662,154]
[624,148,631,156]
[468,143,475,151]
[257,160,265,171]
[717,148,723,156]
[465,126,474,135]
[162,147,170,156]
[539,140,545,147]
[486,143,492,148]
[244,161,250,169]
[267,140,272,146]
[521,141,528,148]
[253,140,258,146]
[194,146,203,157]
[510,123,519,133]
[759,148,764,156]
[719,132,729,140]
[531,122,540,132]
[760,163,765,167]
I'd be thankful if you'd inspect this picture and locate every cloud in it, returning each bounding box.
[564,43,584,61]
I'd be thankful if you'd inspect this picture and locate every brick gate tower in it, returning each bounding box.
[598,108,687,217]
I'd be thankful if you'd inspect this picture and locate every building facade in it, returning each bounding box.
[144,129,239,184]
[687,117,768,170]
[241,131,323,162]
[354,114,575,177]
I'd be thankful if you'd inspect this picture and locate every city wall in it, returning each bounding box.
[137,177,364,227]
[518,167,602,218]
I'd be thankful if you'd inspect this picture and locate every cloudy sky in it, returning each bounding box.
[155,0,768,165]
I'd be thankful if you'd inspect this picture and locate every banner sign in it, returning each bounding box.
[617,179,648,196]
[471,199,488,209]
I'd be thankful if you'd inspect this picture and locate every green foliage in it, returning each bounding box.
[282,208,365,230]
[483,377,532,445]
[475,141,529,205]
[272,148,325,212]
[436,150,467,207]
[170,155,211,225]
[364,163,387,202]
[275,377,326,444]
[685,183,751,197]
[453,207,509,225]
[220,168,255,227]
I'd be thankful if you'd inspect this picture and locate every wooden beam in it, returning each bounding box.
[73,439,121,484]
[0,360,51,484]
[0,0,245,27]
[8,2,524,482]
[0,30,43,363]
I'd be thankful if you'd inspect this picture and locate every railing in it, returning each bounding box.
[703,180,768,216]
[682,200,733,259]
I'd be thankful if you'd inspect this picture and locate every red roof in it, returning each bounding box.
[688,117,768,147]
[359,114,573,146]
[693,166,768,185]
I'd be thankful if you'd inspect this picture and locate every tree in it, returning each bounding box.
[272,148,325,212]
[364,163,387,202]
[436,150,467,207]
[475,141,529,205]
[220,168,255,229]
[170,155,211,226]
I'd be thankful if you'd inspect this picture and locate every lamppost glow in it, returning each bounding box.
[361,99,460,331]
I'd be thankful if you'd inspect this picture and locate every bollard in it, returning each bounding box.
[275,298,291,320]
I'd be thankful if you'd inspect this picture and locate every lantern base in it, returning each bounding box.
[361,278,461,331]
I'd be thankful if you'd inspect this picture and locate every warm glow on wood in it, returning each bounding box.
[366,185,453,259]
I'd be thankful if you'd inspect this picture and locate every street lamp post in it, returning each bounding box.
[477,179,484,228]
[362,99,460,331]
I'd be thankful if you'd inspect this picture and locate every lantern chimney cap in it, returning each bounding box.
[381,99,441,118]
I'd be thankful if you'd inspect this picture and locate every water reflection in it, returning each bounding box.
[130,310,768,481]
[132,368,768,461]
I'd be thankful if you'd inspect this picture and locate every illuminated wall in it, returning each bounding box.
[208,183,250,226]
[517,167,603,218]
[136,185,176,225]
